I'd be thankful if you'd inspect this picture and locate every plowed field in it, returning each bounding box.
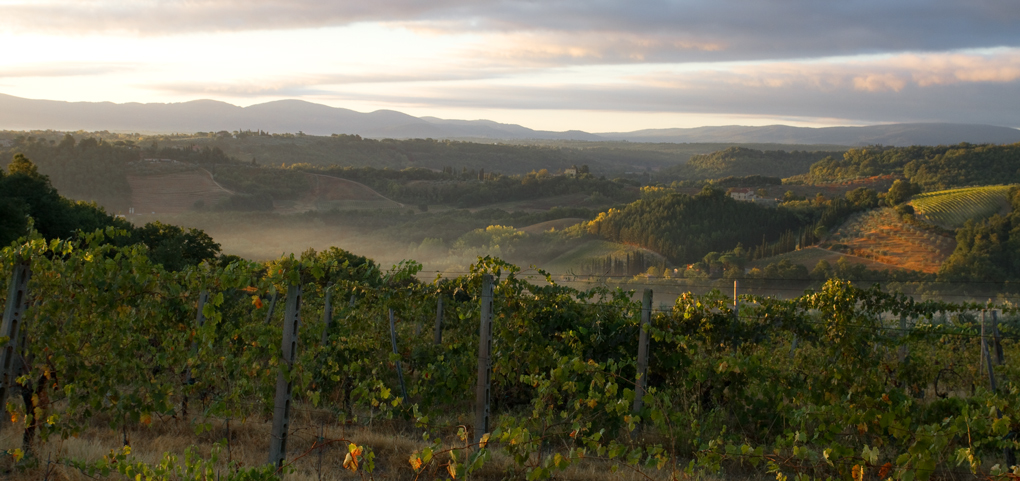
[127,170,233,215]
[826,208,956,273]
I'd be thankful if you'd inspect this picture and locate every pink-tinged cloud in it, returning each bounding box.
[444,29,725,66]
[642,50,1020,93]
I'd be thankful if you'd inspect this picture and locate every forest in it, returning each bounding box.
[805,142,1020,190]
[939,186,1020,282]
[658,146,845,181]
[584,185,884,267]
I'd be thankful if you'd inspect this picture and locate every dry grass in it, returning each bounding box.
[0,403,698,480]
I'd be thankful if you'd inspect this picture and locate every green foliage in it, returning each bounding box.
[586,187,808,264]
[661,147,844,181]
[129,221,222,271]
[302,164,639,207]
[808,142,1020,191]
[939,186,1020,281]
[168,133,703,175]
[0,153,132,247]
[887,179,920,205]
[5,232,1020,480]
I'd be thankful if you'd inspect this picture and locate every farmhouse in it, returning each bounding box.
[729,188,756,201]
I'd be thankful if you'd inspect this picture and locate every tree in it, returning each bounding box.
[886,179,917,205]
[130,221,221,271]
[8,153,40,177]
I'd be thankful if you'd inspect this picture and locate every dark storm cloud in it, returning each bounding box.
[4,1,1019,62]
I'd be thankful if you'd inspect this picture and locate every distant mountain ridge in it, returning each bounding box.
[2,93,1019,146]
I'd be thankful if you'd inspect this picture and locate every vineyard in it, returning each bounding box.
[3,229,1020,480]
[909,185,1014,229]
[826,208,955,273]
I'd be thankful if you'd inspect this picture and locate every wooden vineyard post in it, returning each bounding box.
[269,284,302,473]
[980,310,1013,466]
[982,310,998,393]
[434,296,444,345]
[0,263,31,425]
[732,281,739,353]
[980,310,987,378]
[733,280,739,319]
[389,309,409,402]
[474,274,494,444]
[264,291,278,325]
[975,311,983,379]
[632,289,652,414]
[183,290,209,416]
[992,310,1004,365]
[899,313,908,363]
[319,288,333,346]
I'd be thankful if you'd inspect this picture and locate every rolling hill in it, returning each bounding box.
[3,93,1019,146]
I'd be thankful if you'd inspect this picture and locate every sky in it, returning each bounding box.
[1,0,1020,132]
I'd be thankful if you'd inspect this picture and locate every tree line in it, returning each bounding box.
[658,146,845,181]
[807,142,1020,190]
[0,153,222,271]
[586,185,883,267]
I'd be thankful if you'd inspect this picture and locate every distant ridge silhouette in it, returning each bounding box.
[2,93,1018,146]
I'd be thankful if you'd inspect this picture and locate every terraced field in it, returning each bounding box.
[909,185,1013,229]
[826,207,956,273]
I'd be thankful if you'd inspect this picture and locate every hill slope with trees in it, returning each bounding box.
[806,143,1020,190]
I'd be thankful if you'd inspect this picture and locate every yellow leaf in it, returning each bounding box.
[447,463,457,479]
[343,453,359,471]
[479,433,490,448]
[410,455,422,470]
[852,464,863,481]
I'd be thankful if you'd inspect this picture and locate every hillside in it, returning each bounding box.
[909,185,1014,229]
[825,208,955,274]
[4,94,1020,145]
[284,173,405,213]
[127,170,233,215]
[658,146,845,180]
[806,143,1020,190]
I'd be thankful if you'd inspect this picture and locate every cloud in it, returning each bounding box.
[0,62,135,78]
[346,80,1020,127]
[145,70,504,98]
[126,47,1020,127]
[630,50,1020,94]
[289,48,1020,127]
[3,0,1019,63]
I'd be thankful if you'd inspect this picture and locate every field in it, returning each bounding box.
[543,239,665,274]
[475,193,615,213]
[747,246,895,272]
[825,207,956,273]
[126,170,405,217]
[279,173,405,213]
[518,217,585,234]
[126,169,233,215]
[909,184,1013,229]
